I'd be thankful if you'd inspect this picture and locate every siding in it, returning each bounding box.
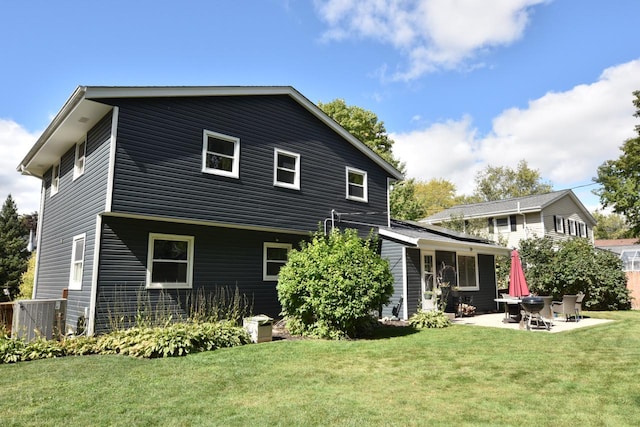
[405,248,421,318]
[475,254,497,312]
[380,239,406,318]
[102,95,390,232]
[544,197,593,245]
[94,216,306,333]
[35,112,112,331]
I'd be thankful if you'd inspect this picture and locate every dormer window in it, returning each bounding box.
[74,138,86,179]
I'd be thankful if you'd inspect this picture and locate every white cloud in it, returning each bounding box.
[393,59,640,202]
[314,0,547,80]
[0,119,41,213]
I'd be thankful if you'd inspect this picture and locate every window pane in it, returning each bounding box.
[73,262,83,282]
[152,261,187,283]
[457,255,476,288]
[349,183,364,198]
[496,218,508,227]
[153,240,188,260]
[277,154,296,170]
[73,238,85,262]
[208,137,235,156]
[206,153,234,172]
[276,169,295,184]
[267,247,289,261]
[348,171,364,185]
[266,261,284,276]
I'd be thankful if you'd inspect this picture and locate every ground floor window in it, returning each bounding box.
[68,233,86,290]
[456,254,478,290]
[263,242,292,281]
[146,233,194,289]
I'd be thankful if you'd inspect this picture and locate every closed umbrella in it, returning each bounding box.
[508,249,530,297]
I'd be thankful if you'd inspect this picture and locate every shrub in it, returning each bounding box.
[408,310,451,329]
[0,336,25,363]
[277,229,394,339]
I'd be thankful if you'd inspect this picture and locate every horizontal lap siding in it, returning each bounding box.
[405,248,421,318]
[36,112,112,330]
[104,95,389,231]
[461,254,497,313]
[380,239,405,318]
[95,216,306,333]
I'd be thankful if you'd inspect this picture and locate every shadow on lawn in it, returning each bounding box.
[372,323,419,340]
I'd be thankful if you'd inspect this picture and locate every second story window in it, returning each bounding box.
[202,130,240,179]
[554,216,565,234]
[273,149,300,190]
[74,138,86,179]
[51,162,60,196]
[346,167,368,202]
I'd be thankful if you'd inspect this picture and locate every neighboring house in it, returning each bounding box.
[595,239,640,309]
[17,85,404,335]
[421,190,597,248]
[379,219,510,320]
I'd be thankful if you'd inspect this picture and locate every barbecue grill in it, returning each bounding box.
[520,296,551,330]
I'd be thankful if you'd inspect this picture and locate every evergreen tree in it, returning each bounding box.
[0,195,30,300]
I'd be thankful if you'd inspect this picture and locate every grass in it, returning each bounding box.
[2,311,640,426]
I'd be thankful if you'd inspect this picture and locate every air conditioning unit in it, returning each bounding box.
[12,299,67,341]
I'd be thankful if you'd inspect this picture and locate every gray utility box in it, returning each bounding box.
[12,299,67,341]
[243,315,273,343]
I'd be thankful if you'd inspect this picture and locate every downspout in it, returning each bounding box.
[517,202,528,239]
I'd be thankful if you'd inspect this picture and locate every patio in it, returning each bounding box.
[452,312,613,333]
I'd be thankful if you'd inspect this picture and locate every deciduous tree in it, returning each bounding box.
[473,160,553,202]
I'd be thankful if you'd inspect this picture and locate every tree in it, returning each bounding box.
[414,178,462,217]
[318,99,401,169]
[592,210,633,240]
[594,90,640,236]
[473,160,553,202]
[389,179,425,220]
[518,236,630,310]
[277,229,394,339]
[0,195,30,300]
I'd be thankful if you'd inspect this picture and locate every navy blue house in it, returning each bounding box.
[17,86,403,334]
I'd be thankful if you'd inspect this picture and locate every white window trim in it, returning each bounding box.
[456,253,479,291]
[345,166,368,202]
[202,130,240,179]
[68,233,86,290]
[73,137,87,180]
[263,242,292,281]
[568,219,577,236]
[273,148,300,190]
[555,216,565,234]
[51,161,60,196]
[146,233,195,289]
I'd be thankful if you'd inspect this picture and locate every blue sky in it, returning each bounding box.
[2,0,639,213]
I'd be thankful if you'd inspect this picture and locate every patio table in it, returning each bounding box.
[494,298,522,323]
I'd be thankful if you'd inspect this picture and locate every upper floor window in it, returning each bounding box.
[273,149,300,190]
[146,233,194,289]
[346,167,368,202]
[578,222,586,237]
[51,162,60,196]
[202,130,240,178]
[263,242,292,281]
[74,138,86,180]
[68,233,86,290]
[568,219,577,236]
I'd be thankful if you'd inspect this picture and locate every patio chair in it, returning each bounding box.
[551,295,579,322]
[575,292,585,321]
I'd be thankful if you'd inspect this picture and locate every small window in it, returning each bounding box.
[263,242,292,281]
[51,162,60,196]
[495,217,509,228]
[578,222,586,237]
[147,233,194,289]
[346,167,368,202]
[554,216,565,234]
[568,219,577,236]
[68,234,86,290]
[202,130,240,178]
[273,149,300,190]
[457,254,478,290]
[74,138,86,179]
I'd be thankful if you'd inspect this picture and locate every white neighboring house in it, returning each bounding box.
[421,190,596,248]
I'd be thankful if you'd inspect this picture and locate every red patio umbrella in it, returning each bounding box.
[508,249,530,297]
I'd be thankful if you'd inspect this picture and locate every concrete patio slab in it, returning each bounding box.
[451,312,613,333]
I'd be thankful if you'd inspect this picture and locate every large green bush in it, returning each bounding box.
[519,237,631,310]
[277,229,394,339]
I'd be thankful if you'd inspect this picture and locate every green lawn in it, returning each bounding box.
[2,311,640,426]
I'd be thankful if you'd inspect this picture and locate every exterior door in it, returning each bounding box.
[421,251,436,311]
